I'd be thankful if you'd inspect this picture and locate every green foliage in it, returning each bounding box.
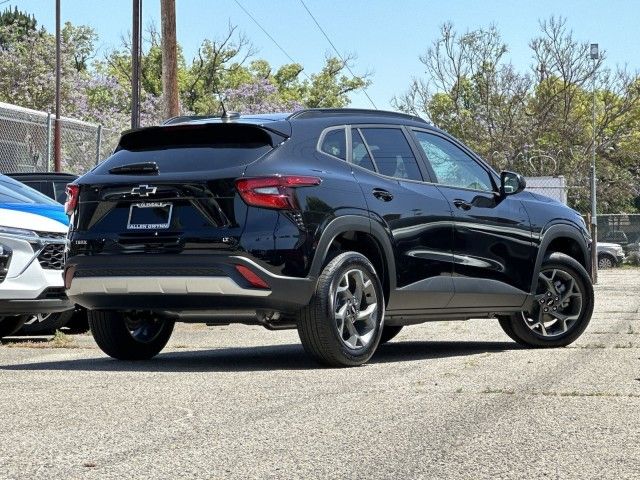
[304,57,370,108]
[0,7,37,47]
[62,23,97,72]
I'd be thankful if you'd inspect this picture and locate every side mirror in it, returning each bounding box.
[500,171,526,196]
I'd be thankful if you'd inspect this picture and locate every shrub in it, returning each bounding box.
[626,251,640,266]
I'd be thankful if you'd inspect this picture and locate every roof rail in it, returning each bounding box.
[288,108,426,124]
[163,115,220,125]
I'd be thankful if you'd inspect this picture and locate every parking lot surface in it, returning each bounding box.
[1,269,639,479]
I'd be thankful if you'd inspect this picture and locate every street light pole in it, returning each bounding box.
[131,0,142,129]
[53,0,61,172]
[590,43,599,284]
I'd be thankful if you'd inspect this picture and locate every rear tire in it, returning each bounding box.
[297,252,385,367]
[0,315,28,339]
[498,253,594,348]
[88,310,174,360]
[379,325,403,344]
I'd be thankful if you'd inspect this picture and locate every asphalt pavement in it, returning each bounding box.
[0,269,639,479]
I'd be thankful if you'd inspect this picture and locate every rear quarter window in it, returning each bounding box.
[319,128,346,160]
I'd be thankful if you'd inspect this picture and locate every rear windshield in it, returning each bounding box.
[0,175,59,205]
[94,123,279,174]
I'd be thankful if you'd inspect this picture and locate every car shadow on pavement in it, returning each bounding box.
[0,340,520,373]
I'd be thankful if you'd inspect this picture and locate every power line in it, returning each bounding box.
[233,0,311,81]
[298,0,377,109]
[0,0,13,6]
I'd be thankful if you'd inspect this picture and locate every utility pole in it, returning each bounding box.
[590,43,599,284]
[131,0,142,129]
[53,0,61,172]
[161,0,179,119]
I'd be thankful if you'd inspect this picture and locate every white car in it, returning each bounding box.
[0,174,72,338]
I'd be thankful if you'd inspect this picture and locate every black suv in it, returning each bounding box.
[65,109,594,366]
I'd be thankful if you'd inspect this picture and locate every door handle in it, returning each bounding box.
[372,188,393,202]
[453,199,472,210]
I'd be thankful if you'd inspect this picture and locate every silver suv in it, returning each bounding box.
[597,242,625,269]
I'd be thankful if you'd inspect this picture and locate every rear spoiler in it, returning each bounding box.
[116,123,289,152]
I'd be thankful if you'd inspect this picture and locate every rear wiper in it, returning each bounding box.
[109,162,159,175]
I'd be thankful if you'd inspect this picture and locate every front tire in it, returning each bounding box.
[19,310,74,335]
[379,325,403,344]
[597,254,615,269]
[297,252,385,367]
[0,315,28,339]
[88,310,174,360]
[64,308,90,334]
[498,252,594,348]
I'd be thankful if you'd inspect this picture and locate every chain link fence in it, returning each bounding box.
[525,176,568,204]
[2,101,639,249]
[596,214,640,247]
[0,102,120,175]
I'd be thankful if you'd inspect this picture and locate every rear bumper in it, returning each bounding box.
[65,254,316,314]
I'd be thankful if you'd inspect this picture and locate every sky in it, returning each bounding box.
[7,0,640,109]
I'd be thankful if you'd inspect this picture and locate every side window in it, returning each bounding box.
[319,128,346,160]
[351,129,376,172]
[413,131,493,191]
[359,128,422,181]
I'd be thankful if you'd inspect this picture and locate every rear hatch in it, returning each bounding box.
[72,123,286,255]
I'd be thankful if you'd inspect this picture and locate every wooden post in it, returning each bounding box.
[161,0,179,120]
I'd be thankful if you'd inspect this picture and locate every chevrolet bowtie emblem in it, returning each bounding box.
[131,185,157,197]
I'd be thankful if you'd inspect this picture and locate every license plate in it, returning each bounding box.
[127,202,173,230]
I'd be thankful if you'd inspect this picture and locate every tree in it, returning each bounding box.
[1,13,372,146]
[303,55,371,108]
[393,23,532,162]
[101,23,371,117]
[394,17,640,213]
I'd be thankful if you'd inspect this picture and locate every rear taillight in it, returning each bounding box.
[64,184,79,215]
[235,176,322,210]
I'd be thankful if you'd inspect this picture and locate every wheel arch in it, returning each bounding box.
[531,223,591,294]
[308,215,396,304]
